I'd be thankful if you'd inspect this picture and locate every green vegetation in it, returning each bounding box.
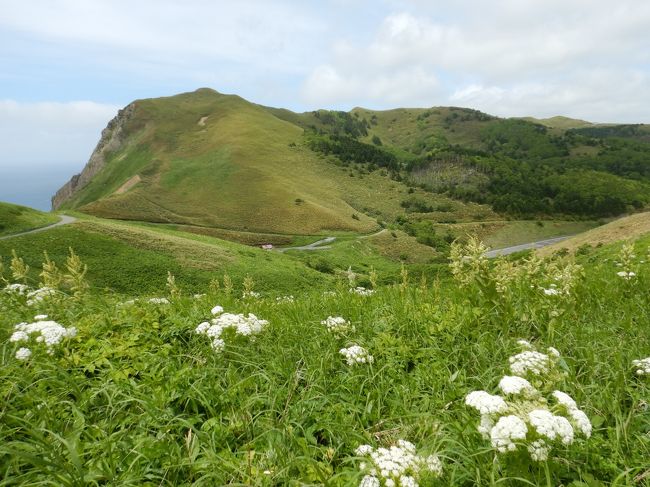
[0,202,58,237]
[2,232,650,484]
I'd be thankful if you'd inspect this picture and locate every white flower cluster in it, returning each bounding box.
[275,295,295,304]
[4,283,29,295]
[321,316,353,335]
[9,315,77,359]
[350,287,375,296]
[355,440,442,487]
[542,284,562,296]
[26,287,57,306]
[617,270,636,280]
[632,357,650,376]
[148,297,170,305]
[195,305,268,352]
[466,342,591,461]
[340,345,374,366]
[242,290,261,299]
[465,391,508,415]
[509,350,550,376]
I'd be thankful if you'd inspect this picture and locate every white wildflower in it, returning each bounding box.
[490,415,527,453]
[356,440,442,484]
[552,390,578,411]
[10,320,76,354]
[15,347,31,360]
[527,439,549,462]
[569,409,592,438]
[340,345,374,366]
[321,316,352,335]
[478,414,495,439]
[528,409,574,444]
[193,293,206,299]
[355,444,374,456]
[517,339,532,348]
[498,376,534,395]
[350,286,375,296]
[26,287,57,306]
[34,314,48,321]
[617,271,636,280]
[195,309,268,352]
[359,475,380,487]
[543,288,561,296]
[148,297,170,305]
[465,391,508,415]
[4,283,29,294]
[632,357,650,375]
[275,295,295,303]
[210,305,224,315]
[509,351,550,376]
[547,347,561,357]
[242,290,261,299]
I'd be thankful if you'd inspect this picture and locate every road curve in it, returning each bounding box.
[276,227,388,252]
[0,214,77,241]
[276,236,336,252]
[484,235,571,258]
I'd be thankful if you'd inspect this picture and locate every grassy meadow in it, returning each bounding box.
[1,231,649,486]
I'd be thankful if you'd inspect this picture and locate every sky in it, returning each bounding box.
[1,0,649,210]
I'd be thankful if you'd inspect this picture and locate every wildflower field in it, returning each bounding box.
[1,238,649,486]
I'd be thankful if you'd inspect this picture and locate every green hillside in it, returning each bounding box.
[53,88,650,255]
[0,202,58,237]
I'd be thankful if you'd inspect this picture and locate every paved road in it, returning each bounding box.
[277,236,336,252]
[484,235,571,258]
[276,228,387,252]
[0,214,77,240]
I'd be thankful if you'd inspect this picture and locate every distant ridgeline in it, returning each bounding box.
[53,88,650,237]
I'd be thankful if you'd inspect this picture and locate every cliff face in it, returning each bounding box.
[51,103,136,210]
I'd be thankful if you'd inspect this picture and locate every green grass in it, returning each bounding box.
[0,202,58,237]
[1,234,649,484]
[0,215,445,295]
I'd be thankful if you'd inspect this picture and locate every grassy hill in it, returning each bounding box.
[538,211,650,257]
[0,202,58,237]
[57,89,491,237]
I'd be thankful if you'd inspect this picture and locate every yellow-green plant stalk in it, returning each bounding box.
[166,271,180,298]
[223,273,233,296]
[10,250,29,283]
[64,248,88,298]
[40,251,63,289]
[369,266,378,289]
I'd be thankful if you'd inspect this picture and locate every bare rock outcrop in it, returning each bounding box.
[51,102,136,210]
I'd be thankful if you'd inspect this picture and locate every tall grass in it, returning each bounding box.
[1,238,649,485]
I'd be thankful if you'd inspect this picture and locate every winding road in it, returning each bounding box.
[276,228,388,252]
[484,235,571,258]
[0,214,77,241]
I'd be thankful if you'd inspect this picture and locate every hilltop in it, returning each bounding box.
[53,88,650,247]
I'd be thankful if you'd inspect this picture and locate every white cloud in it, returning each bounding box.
[0,99,119,167]
[301,1,650,121]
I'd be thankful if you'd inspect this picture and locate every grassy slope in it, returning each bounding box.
[0,215,442,294]
[436,220,601,249]
[538,211,650,257]
[2,233,649,484]
[0,202,58,237]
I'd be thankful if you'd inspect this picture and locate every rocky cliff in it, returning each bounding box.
[51,103,136,210]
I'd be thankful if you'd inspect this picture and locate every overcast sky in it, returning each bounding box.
[1,0,649,209]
